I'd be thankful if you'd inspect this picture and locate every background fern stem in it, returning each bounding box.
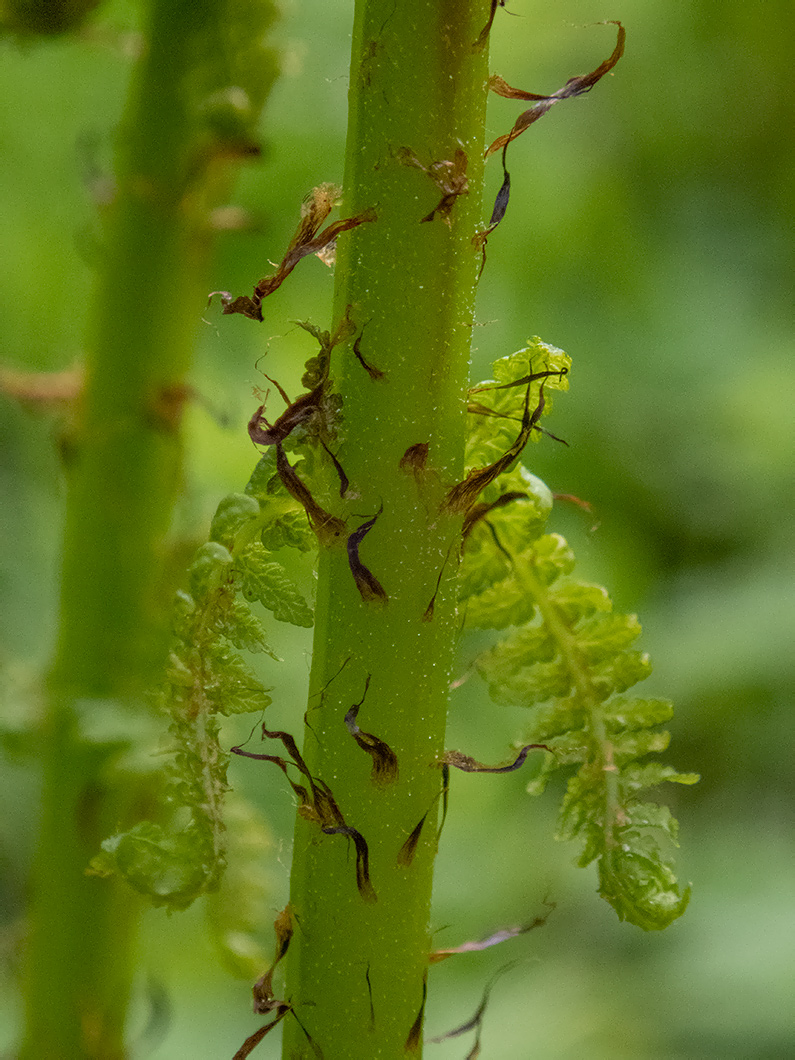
[281,0,490,1056]
[20,1,248,1055]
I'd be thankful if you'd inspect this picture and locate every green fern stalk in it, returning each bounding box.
[281,1,491,1056]
[20,1,277,1056]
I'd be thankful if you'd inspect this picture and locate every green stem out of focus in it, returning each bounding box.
[282,2,490,1056]
[20,1,276,1056]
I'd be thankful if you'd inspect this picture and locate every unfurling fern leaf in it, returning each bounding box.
[460,342,698,931]
[92,464,315,912]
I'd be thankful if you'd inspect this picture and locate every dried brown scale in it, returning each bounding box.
[347,506,388,603]
[320,439,351,498]
[444,378,546,515]
[443,743,549,774]
[397,147,469,226]
[404,971,428,1052]
[352,331,385,380]
[475,23,625,261]
[344,675,399,785]
[485,22,626,158]
[275,443,347,546]
[422,544,454,622]
[461,490,528,540]
[320,825,377,903]
[247,383,326,447]
[396,813,428,868]
[474,0,505,49]
[427,961,521,1056]
[216,183,376,321]
[469,366,568,394]
[397,763,449,867]
[429,901,554,963]
[398,441,429,473]
[231,1005,290,1060]
[252,905,294,1014]
[231,730,375,901]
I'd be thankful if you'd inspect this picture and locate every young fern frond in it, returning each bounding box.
[92,455,315,913]
[460,344,698,931]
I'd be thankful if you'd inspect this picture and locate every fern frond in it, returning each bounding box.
[94,460,316,910]
[466,337,570,468]
[460,346,697,931]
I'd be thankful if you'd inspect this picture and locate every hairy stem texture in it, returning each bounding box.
[282,2,490,1057]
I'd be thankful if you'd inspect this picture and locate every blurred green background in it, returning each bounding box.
[1,0,793,1057]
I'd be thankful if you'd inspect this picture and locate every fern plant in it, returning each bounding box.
[12,1,697,1058]
[107,8,694,1059]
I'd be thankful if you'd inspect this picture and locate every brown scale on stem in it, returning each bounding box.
[444,377,546,515]
[213,185,376,321]
[344,674,399,785]
[231,727,376,902]
[275,443,347,547]
[347,505,388,603]
[398,147,469,227]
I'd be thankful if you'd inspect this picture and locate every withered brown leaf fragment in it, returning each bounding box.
[486,21,625,158]
[347,506,388,603]
[275,443,347,546]
[429,903,555,963]
[320,439,351,498]
[444,378,546,515]
[399,442,429,473]
[344,675,399,785]
[398,147,469,226]
[461,491,528,540]
[248,383,326,446]
[218,184,377,321]
[481,22,625,240]
[252,906,294,1014]
[231,1004,290,1060]
[443,743,548,774]
[396,812,428,868]
[404,972,428,1053]
[321,824,377,903]
[474,0,505,49]
[427,962,520,1058]
[353,331,385,381]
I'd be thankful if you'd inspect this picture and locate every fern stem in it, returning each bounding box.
[281,2,490,1056]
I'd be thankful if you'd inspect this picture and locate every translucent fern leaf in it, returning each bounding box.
[235,544,314,627]
[93,820,218,912]
[94,475,307,909]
